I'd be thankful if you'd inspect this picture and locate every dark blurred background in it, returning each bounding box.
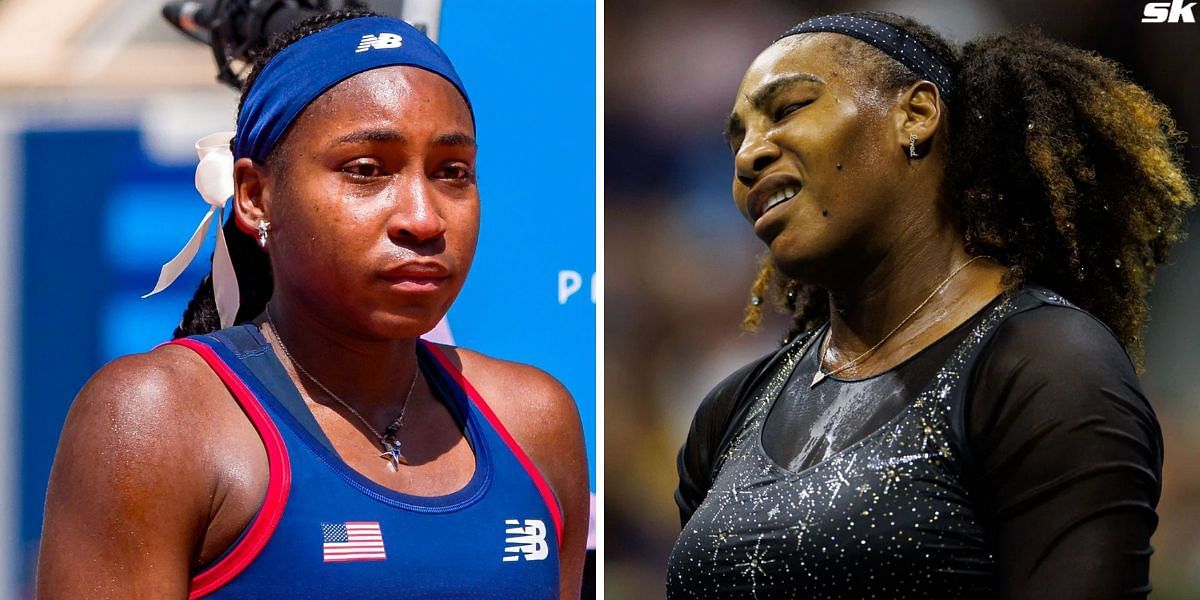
[604,1,1200,598]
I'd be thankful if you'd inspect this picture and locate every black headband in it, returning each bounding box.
[778,15,953,104]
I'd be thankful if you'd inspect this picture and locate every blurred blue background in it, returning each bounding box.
[0,1,595,596]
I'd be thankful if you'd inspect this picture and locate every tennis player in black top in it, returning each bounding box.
[668,12,1194,599]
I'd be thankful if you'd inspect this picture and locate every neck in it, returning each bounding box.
[824,227,996,359]
[260,297,421,424]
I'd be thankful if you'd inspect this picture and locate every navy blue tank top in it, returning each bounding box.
[170,325,561,599]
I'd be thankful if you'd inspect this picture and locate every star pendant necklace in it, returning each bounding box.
[811,255,990,388]
[266,309,420,471]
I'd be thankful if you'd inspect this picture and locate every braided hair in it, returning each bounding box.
[173,9,376,338]
[743,11,1195,366]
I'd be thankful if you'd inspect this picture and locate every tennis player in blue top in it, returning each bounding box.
[37,11,588,599]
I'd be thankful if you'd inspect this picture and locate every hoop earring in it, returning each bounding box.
[257,220,271,248]
[908,133,918,158]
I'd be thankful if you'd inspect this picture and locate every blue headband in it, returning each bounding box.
[778,15,953,104]
[234,15,471,162]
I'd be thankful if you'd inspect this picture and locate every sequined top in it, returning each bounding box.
[668,287,1161,598]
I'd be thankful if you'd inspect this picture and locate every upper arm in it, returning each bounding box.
[676,352,775,527]
[452,349,589,600]
[968,307,1161,598]
[37,350,218,599]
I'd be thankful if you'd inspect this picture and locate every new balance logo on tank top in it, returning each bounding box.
[170,325,560,599]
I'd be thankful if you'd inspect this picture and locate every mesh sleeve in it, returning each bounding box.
[967,306,1161,598]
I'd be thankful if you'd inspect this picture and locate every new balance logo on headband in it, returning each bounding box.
[356,33,404,53]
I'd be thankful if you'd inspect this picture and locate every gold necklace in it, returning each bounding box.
[265,308,420,471]
[811,255,990,388]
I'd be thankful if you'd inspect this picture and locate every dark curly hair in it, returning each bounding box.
[173,9,376,338]
[743,11,1195,367]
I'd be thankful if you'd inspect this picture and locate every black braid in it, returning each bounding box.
[173,214,273,337]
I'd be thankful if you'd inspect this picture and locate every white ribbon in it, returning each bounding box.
[143,131,242,329]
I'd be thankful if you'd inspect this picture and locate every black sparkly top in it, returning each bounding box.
[668,287,1161,599]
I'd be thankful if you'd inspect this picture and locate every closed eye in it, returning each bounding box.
[776,100,813,121]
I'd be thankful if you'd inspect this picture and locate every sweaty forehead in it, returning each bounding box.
[737,34,863,103]
[299,66,474,132]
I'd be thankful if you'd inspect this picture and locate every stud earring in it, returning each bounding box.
[909,133,918,158]
[257,220,271,248]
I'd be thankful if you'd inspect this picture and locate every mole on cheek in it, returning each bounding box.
[822,209,830,217]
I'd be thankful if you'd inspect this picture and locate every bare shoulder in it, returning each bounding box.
[429,344,586,494]
[54,343,249,502]
[80,343,223,405]
[432,344,580,432]
[70,344,223,442]
[38,343,258,597]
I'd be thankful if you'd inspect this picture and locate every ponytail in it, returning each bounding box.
[949,30,1193,362]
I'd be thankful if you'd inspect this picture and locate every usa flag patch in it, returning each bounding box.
[322,521,387,562]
